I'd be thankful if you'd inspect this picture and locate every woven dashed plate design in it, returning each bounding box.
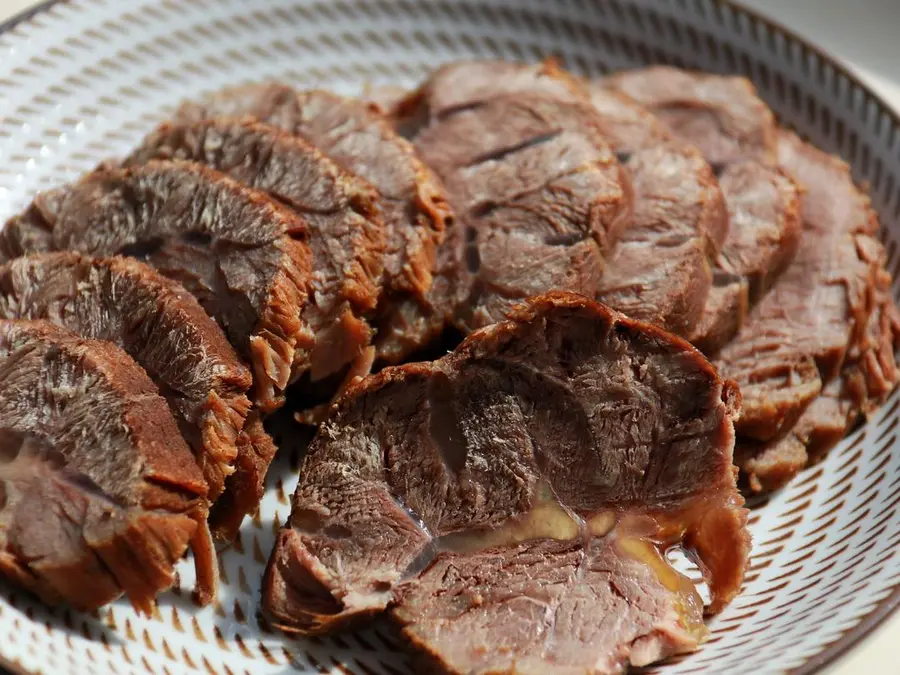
[1,1,899,674]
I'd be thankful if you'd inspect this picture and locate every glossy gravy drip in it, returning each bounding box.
[398,480,707,635]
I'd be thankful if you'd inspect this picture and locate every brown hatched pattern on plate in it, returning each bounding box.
[0,1,899,674]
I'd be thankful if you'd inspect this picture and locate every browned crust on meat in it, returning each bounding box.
[0,252,253,504]
[1,160,315,413]
[0,319,211,613]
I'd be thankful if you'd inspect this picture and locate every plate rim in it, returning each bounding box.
[0,0,897,673]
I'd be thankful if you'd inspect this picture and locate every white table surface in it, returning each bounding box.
[0,0,897,673]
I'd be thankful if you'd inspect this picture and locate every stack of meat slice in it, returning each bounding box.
[0,84,458,610]
[0,319,216,612]
[264,292,750,673]
[609,66,900,490]
[0,59,897,663]
[173,87,456,364]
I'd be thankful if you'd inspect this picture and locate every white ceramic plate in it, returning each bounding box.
[0,1,899,674]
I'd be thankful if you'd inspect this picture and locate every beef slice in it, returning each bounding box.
[263,292,749,674]
[126,117,386,381]
[1,159,314,413]
[175,86,454,363]
[0,319,213,613]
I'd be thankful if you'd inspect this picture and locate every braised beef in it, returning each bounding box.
[263,292,749,674]
[125,117,386,381]
[0,159,313,413]
[0,252,267,536]
[606,66,777,166]
[175,86,453,363]
[723,132,900,489]
[400,69,632,329]
[606,68,801,353]
[0,319,215,612]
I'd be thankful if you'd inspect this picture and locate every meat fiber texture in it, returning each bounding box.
[0,159,314,414]
[175,86,454,364]
[126,117,386,382]
[0,252,259,537]
[395,60,725,338]
[397,63,633,333]
[726,132,900,491]
[263,292,750,675]
[583,83,729,337]
[0,319,215,613]
[607,66,802,354]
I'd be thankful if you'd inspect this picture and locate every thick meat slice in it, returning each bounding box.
[0,159,313,413]
[0,320,212,613]
[402,60,718,336]
[398,539,705,675]
[596,141,726,335]
[725,132,900,488]
[606,68,801,351]
[605,66,776,166]
[175,86,453,363]
[408,89,632,330]
[125,118,385,381]
[263,292,749,674]
[572,84,725,336]
[0,253,251,507]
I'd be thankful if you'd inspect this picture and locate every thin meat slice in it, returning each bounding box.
[175,86,453,363]
[1,159,313,413]
[729,133,900,489]
[0,253,251,507]
[606,68,800,350]
[407,87,633,330]
[0,320,214,613]
[689,162,801,352]
[263,292,750,674]
[125,118,386,381]
[596,142,726,335]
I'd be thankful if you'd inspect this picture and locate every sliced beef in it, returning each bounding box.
[175,86,453,363]
[549,82,723,336]
[0,320,213,613]
[401,77,632,329]
[606,66,777,167]
[0,252,252,510]
[718,131,897,488]
[406,61,724,336]
[1,159,313,413]
[125,118,386,381]
[606,68,801,351]
[263,292,750,674]
[595,141,726,335]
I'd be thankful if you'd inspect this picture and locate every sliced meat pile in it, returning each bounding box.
[0,159,313,413]
[264,293,750,674]
[393,61,633,331]
[583,84,729,336]
[0,252,261,536]
[0,319,215,613]
[725,132,900,490]
[607,66,802,352]
[175,86,454,363]
[393,60,726,337]
[125,118,386,381]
